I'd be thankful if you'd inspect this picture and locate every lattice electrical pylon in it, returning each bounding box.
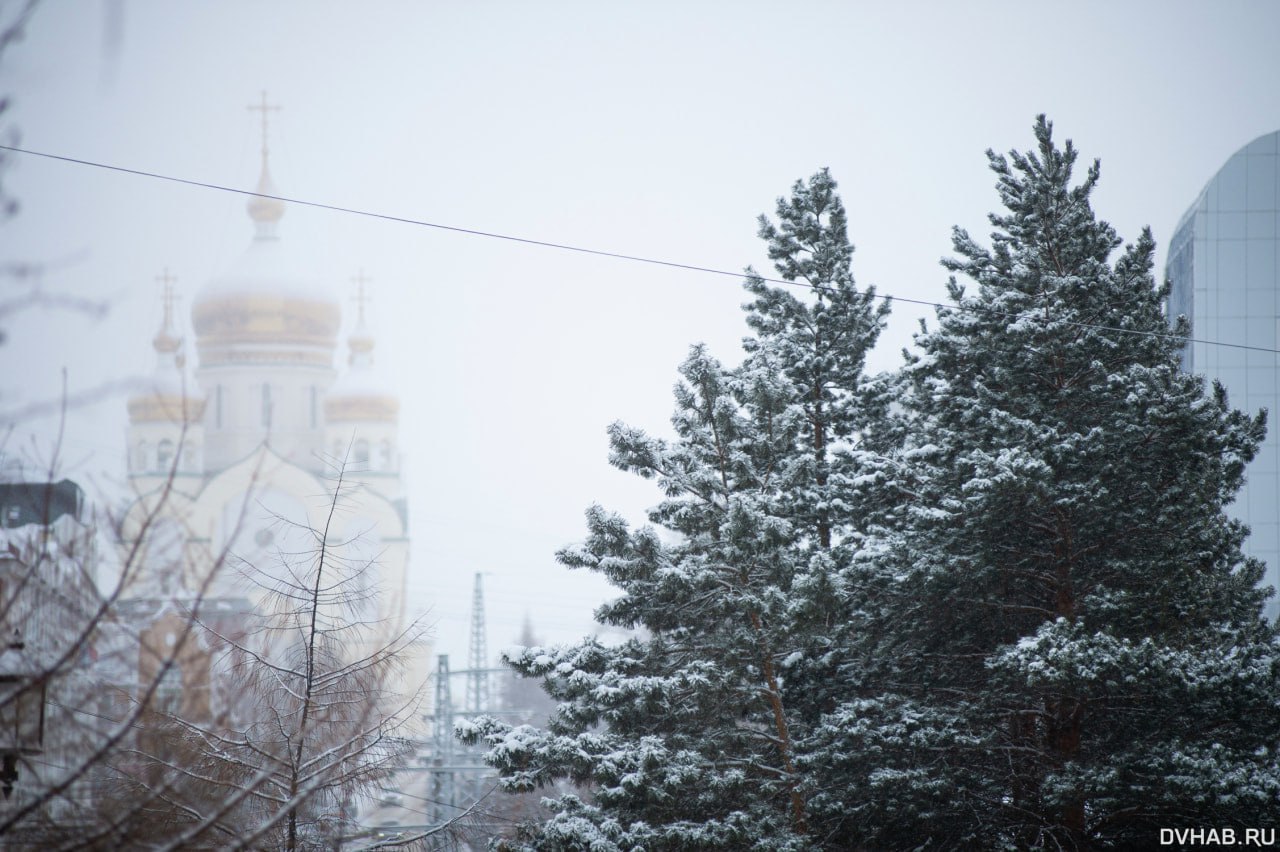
[430,653,456,825]
[465,572,490,714]
[433,654,454,756]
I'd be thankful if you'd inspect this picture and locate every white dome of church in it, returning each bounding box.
[130,313,187,405]
[327,279,398,426]
[327,337,398,418]
[325,276,400,477]
[127,270,205,478]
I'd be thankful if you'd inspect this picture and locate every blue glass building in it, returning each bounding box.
[1167,130,1280,619]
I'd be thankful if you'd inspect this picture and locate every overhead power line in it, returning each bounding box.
[3,143,1276,357]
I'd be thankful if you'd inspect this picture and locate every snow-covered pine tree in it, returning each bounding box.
[745,168,893,553]
[464,171,888,849]
[811,116,1280,849]
[741,170,894,727]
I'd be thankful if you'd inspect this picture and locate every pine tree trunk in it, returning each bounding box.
[749,608,808,835]
[1051,514,1085,839]
[1050,696,1086,837]
[812,361,830,550]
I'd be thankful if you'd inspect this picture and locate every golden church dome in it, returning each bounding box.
[326,308,398,424]
[130,270,204,424]
[190,154,339,368]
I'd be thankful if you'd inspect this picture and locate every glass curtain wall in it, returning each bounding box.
[1168,130,1280,619]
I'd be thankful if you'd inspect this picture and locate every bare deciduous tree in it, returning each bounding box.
[0,426,442,850]
[124,460,429,851]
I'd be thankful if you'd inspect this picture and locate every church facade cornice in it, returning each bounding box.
[128,394,207,423]
[325,395,399,423]
[193,348,338,369]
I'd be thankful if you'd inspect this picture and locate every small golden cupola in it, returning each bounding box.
[325,272,400,479]
[127,270,205,481]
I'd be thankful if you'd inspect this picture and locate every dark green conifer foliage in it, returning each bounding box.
[745,168,892,550]
[742,171,893,727]
[465,172,887,850]
[813,117,1280,849]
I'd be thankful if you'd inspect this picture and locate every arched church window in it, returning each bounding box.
[354,439,370,468]
[157,439,174,472]
[135,440,150,471]
[377,440,392,471]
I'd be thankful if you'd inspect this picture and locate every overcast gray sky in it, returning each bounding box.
[4,0,1279,668]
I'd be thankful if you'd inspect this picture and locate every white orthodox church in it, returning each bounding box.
[119,123,420,718]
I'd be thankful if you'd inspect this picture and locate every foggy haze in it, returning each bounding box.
[3,0,1279,668]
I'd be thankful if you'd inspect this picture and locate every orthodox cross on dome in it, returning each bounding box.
[247,90,282,163]
[152,267,182,355]
[347,270,376,368]
[156,267,180,330]
[351,269,373,327]
[245,91,286,232]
